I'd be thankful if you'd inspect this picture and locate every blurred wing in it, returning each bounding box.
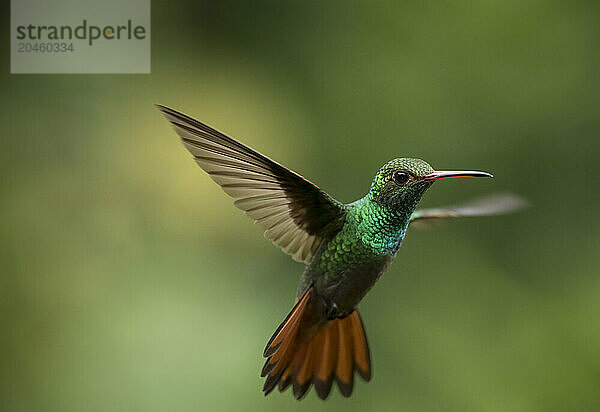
[158,105,347,263]
[410,193,527,228]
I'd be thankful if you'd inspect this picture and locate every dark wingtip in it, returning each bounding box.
[155,103,170,112]
[156,104,179,122]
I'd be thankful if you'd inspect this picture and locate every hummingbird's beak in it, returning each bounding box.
[424,170,493,181]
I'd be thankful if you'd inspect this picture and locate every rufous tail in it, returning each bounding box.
[261,286,371,400]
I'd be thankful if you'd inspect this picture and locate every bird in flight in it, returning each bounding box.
[158,105,524,400]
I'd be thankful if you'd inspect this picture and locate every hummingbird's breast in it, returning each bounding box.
[297,200,408,317]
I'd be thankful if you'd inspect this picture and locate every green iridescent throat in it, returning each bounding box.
[347,195,414,255]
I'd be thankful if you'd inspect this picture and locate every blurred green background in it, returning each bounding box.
[2,1,600,411]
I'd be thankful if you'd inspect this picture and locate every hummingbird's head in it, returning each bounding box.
[369,158,492,212]
[369,158,435,210]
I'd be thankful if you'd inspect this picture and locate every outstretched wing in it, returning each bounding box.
[410,193,527,227]
[158,105,347,263]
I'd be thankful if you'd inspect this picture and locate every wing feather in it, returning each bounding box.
[410,193,527,227]
[159,105,347,263]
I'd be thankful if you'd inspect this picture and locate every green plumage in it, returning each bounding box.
[298,158,436,317]
[158,105,524,400]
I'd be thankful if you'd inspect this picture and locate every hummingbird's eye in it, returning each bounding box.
[392,171,410,185]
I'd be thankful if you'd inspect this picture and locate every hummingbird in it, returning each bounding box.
[158,105,524,400]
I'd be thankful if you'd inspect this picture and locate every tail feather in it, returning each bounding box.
[335,319,354,397]
[313,324,337,399]
[277,363,294,392]
[263,289,309,357]
[262,286,372,400]
[292,342,312,398]
[349,311,372,381]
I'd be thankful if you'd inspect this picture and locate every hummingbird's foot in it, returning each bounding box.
[326,303,339,320]
[325,302,355,320]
